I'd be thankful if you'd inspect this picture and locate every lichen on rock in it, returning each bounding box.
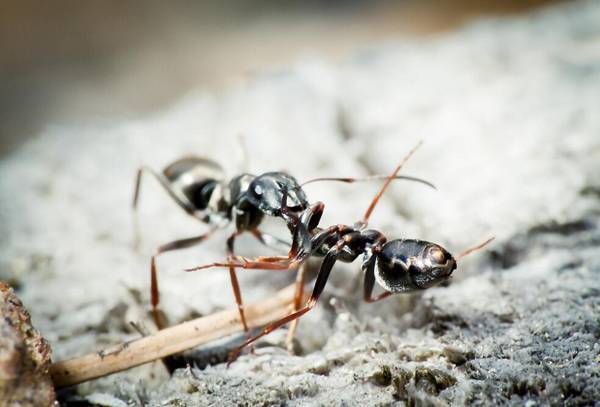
[0,282,55,406]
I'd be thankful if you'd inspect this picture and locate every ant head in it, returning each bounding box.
[375,239,456,292]
[246,172,308,216]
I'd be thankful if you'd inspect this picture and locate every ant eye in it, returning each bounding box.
[254,185,263,196]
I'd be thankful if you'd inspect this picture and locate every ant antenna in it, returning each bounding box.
[456,237,495,260]
[300,175,436,190]
[360,141,423,226]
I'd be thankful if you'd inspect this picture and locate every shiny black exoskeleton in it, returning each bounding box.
[133,156,309,330]
[375,238,456,291]
[134,155,433,332]
[190,198,463,363]
[198,204,459,300]
[187,143,491,364]
[301,221,458,296]
[138,157,308,230]
[229,171,308,231]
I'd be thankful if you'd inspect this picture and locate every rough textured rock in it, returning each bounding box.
[1,0,599,405]
[0,282,55,406]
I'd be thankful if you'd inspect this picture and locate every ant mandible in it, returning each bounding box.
[187,142,493,363]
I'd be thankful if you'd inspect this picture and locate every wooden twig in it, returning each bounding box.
[50,284,298,388]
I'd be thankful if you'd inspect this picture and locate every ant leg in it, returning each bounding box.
[187,210,336,273]
[286,262,306,353]
[150,229,218,329]
[253,255,291,262]
[184,240,313,271]
[362,251,393,303]
[227,243,343,364]
[133,166,196,215]
[365,291,393,303]
[251,230,290,253]
[132,166,198,249]
[226,233,250,332]
[457,237,495,260]
[186,223,344,272]
[187,221,321,272]
[185,257,299,272]
[360,141,423,227]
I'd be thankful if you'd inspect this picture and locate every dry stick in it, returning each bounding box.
[50,284,298,388]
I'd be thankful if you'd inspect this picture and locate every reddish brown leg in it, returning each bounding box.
[360,141,423,227]
[185,257,299,272]
[365,291,393,303]
[132,166,195,215]
[132,166,200,250]
[150,230,217,329]
[253,255,291,263]
[227,242,343,364]
[187,208,327,273]
[228,303,314,365]
[457,237,495,260]
[226,233,249,332]
[286,263,307,353]
[251,229,291,253]
[362,251,393,303]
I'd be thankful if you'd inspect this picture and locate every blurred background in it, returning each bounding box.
[1,0,560,156]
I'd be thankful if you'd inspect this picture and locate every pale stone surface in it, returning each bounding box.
[1,0,599,405]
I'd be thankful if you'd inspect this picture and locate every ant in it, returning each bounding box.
[187,143,493,363]
[133,155,434,333]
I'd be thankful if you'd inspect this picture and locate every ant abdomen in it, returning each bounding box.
[375,239,457,292]
[185,180,220,210]
[163,157,225,210]
[163,157,224,183]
